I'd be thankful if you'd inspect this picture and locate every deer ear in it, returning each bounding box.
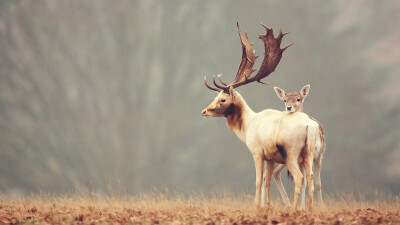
[300,85,310,98]
[274,87,286,100]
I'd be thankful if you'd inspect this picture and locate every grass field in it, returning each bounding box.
[0,193,399,224]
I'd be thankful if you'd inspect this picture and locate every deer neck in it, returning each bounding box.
[225,94,255,142]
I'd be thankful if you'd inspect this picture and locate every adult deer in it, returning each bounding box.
[265,85,326,208]
[201,23,320,210]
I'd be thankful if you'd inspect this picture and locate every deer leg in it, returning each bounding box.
[286,158,303,210]
[304,154,314,211]
[261,162,266,207]
[263,161,274,207]
[253,154,264,208]
[314,157,324,207]
[300,164,306,210]
[273,164,290,206]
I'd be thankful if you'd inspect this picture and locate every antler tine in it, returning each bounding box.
[212,75,228,91]
[261,23,270,31]
[279,27,289,37]
[277,27,289,45]
[217,75,228,86]
[261,23,274,36]
[204,76,222,92]
[257,80,270,85]
[281,43,294,52]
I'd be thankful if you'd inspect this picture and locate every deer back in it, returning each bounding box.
[245,111,318,163]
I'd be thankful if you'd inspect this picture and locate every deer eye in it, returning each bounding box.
[297,98,301,102]
[221,99,226,103]
[283,100,286,103]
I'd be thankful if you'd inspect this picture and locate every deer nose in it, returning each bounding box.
[287,106,292,111]
[201,109,207,115]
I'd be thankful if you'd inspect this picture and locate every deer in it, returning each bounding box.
[201,23,321,211]
[261,85,326,209]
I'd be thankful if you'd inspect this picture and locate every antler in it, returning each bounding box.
[204,23,293,92]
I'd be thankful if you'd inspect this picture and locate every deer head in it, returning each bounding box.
[274,85,310,112]
[202,23,292,117]
[202,86,238,117]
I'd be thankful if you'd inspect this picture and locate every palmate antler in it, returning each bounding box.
[204,23,293,92]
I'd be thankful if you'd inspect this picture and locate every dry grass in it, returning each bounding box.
[0,193,399,224]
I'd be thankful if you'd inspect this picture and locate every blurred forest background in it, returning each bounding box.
[0,0,399,197]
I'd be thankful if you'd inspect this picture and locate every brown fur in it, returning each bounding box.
[226,103,244,131]
[265,150,286,164]
[285,92,304,112]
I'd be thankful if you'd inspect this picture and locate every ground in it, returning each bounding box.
[0,194,399,224]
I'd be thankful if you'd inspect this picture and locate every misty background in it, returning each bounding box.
[0,0,399,197]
